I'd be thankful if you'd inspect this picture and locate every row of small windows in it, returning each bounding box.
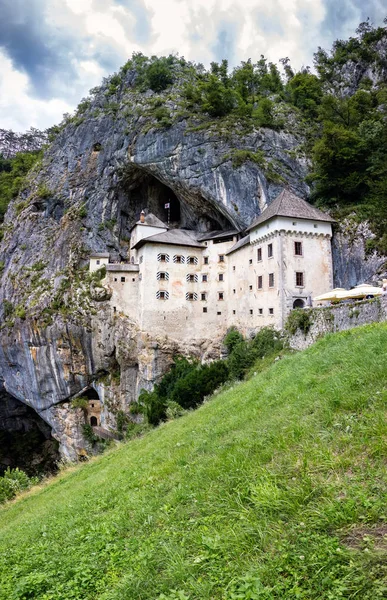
[157,291,224,301]
[158,254,225,264]
[156,272,222,282]
[256,272,304,289]
[231,308,274,316]
[256,241,303,262]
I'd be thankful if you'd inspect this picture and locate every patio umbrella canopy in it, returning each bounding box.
[313,288,347,302]
[340,284,383,299]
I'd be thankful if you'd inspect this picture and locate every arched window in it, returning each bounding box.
[90,416,98,426]
[293,299,305,309]
[157,272,169,280]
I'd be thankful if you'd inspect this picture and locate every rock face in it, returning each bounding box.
[0,65,383,459]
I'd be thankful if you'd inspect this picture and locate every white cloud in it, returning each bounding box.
[0,51,73,131]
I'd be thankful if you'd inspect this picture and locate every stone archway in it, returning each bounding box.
[293,298,305,309]
[90,415,98,427]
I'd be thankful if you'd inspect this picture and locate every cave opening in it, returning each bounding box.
[0,385,59,477]
[116,168,234,243]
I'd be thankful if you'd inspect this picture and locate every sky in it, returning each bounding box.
[0,0,385,132]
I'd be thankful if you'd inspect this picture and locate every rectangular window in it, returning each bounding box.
[294,241,302,256]
[257,247,262,262]
[296,272,304,287]
[114,277,117,282]
[121,276,126,283]
[258,308,263,315]
[233,265,236,271]
[96,259,100,265]
[204,256,209,265]
[249,259,252,265]
[250,309,253,315]
[258,275,263,290]
[188,256,196,265]
[160,254,166,262]
[249,285,253,291]
[269,273,274,287]
[159,291,166,299]
[174,255,183,263]
[217,311,222,315]
[188,274,195,282]
[233,309,236,315]
[268,243,273,258]
[269,308,274,315]
[159,272,166,280]
[233,289,236,294]
[203,307,207,313]
[201,292,207,301]
[202,274,208,282]
[218,255,224,262]
[218,292,224,300]
[219,273,224,281]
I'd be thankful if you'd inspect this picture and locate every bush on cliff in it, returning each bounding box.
[0,468,37,504]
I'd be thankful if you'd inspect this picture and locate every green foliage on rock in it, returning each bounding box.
[285,308,313,335]
[0,150,42,221]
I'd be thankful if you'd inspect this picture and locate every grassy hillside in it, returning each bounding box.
[1,324,387,599]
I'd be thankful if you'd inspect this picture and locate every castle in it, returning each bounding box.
[90,190,334,341]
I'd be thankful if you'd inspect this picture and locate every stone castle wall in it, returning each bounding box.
[288,297,387,350]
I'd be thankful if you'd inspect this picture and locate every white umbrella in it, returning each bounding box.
[313,288,347,302]
[339,284,383,299]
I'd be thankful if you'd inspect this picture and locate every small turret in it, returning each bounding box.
[140,210,145,224]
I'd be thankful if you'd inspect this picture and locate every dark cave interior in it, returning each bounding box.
[0,386,59,477]
[116,169,233,242]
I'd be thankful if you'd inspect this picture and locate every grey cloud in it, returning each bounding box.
[0,0,86,100]
[112,0,153,44]
[211,19,241,64]
[321,0,386,40]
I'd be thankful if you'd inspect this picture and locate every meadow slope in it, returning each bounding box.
[0,324,386,599]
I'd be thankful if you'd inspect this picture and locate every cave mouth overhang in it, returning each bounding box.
[0,385,59,476]
[116,162,242,236]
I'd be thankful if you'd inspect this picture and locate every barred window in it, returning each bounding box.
[157,253,170,262]
[268,243,273,258]
[187,256,198,265]
[294,241,303,256]
[258,308,263,315]
[202,274,208,282]
[218,273,224,281]
[186,292,198,301]
[173,255,185,264]
[186,273,198,282]
[269,273,274,287]
[257,247,262,262]
[218,254,225,262]
[269,308,274,315]
[218,292,224,300]
[201,292,207,301]
[156,290,169,300]
[257,275,263,290]
[204,256,209,265]
[120,277,126,283]
[157,272,169,281]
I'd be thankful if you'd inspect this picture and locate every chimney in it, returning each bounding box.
[140,210,145,224]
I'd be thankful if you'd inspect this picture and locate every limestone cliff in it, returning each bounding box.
[0,58,383,459]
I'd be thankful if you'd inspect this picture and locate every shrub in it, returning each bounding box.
[71,396,89,410]
[0,468,37,504]
[3,299,13,318]
[138,389,166,426]
[224,327,244,353]
[251,326,283,357]
[285,308,312,335]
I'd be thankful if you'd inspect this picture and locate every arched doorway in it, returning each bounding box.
[90,416,98,427]
[293,298,305,309]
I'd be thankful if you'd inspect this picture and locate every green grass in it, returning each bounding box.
[1,324,387,599]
